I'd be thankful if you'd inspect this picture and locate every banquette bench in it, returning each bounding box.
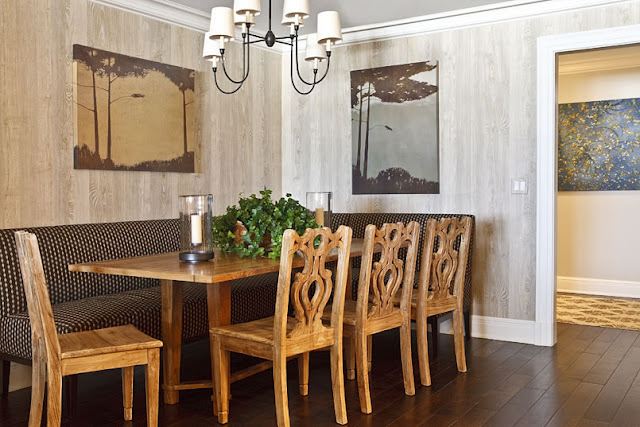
[0,219,278,396]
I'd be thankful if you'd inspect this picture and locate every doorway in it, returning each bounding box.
[535,24,640,346]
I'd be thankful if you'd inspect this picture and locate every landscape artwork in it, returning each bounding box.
[73,44,195,172]
[351,61,439,194]
[558,98,640,191]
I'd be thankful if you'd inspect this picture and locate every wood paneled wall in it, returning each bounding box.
[281,2,640,321]
[0,0,282,228]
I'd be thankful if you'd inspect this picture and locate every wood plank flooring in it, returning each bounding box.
[2,322,639,426]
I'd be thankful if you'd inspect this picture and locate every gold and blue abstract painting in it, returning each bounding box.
[558,98,640,191]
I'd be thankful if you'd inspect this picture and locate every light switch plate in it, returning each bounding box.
[511,178,528,194]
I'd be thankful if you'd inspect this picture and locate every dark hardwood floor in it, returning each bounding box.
[2,322,640,426]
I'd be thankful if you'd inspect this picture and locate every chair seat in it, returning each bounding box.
[211,316,336,359]
[322,300,374,326]
[59,325,162,359]
[392,293,459,317]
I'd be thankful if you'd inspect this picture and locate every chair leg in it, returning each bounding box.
[452,309,468,372]
[46,366,63,426]
[464,309,471,340]
[297,352,309,396]
[122,366,134,421]
[212,338,230,424]
[416,316,432,387]
[28,342,45,427]
[1,358,10,398]
[399,323,415,396]
[355,330,372,414]
[428,316,439,355]
[344,337,355,380]
[145,349,160,427]
[273,352,290,427]
[367,335,372,372]
[63,375,78,416]
[330,341,347,425]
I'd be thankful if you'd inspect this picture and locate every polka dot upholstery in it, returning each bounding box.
[0,220,278,361]
[330,213,475,312]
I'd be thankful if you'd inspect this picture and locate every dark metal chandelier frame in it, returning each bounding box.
[211,0,331,95]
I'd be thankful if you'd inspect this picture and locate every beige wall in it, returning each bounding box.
[557,64,640,283]
[282,2,640,321]
[0,0,282,229]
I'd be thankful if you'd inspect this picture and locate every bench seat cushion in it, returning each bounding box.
[0,273,278,360]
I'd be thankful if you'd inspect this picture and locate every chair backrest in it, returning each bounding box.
[419,217,473,303]
[357,222,420,320]
[273,226,352,346]
[14,231,61,364]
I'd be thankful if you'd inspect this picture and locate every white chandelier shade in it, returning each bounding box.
[317,11,342,46]
[283,0,310,19]
[205,0,341,95]
[304,34,327,62]
[202,33,223,60]
[235,0,261,16]
[209,7,235,41]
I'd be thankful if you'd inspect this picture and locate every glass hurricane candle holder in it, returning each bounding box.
[179,194,214,262]
[306,192,332,228]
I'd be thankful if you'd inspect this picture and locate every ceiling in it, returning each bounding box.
[173,0,518,35]
[559,44,640,74]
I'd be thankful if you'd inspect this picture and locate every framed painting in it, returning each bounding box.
[73,44,195,172]
[558,98,640,191]
[350,61,439,194]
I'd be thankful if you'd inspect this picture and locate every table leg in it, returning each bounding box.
[161,279,183,405]
[207,281,231,415]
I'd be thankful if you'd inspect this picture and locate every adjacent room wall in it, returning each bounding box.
[281,2,640,322]
[557,62,640,295]
[0,0,282,230]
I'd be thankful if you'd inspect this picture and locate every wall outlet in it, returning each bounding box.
[511,178,528,194]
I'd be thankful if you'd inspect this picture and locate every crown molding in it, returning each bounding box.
[90,0,210,32]
[91,0,634,55]
[340,0,634,46]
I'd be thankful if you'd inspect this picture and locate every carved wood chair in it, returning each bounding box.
[14,231,163,427]
[326,222,420,414]
[209,226,352,427]
[413,217,473,386]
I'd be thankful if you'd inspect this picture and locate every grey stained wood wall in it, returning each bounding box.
[0,0,282,228]
[281,2,640,321]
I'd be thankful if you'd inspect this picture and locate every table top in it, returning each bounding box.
[68,239,365,284]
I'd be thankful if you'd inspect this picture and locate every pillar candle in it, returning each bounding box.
[191,214,203,245]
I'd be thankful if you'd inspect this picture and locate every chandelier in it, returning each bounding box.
[203,0,342,95]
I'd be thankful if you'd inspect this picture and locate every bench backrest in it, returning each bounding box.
[0,219,179,318]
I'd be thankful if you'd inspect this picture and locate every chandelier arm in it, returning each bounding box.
[275,39,293,46]
[293,33,316,86]
[212,68,244,95]
[314,56,331,84]
[290,50,318,95]
[221,33,251,84]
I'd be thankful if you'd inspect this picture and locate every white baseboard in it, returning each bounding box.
[9,362,32,392]
[439,314,536,345]
[557,276,640,299]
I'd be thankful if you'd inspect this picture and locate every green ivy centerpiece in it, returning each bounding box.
[211,189,319,259]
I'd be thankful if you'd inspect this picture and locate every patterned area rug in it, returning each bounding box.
[557,293,640,331]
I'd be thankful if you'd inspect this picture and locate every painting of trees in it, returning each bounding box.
[73,44,195,172]
[350,61,440,194]
[558,98,640,191]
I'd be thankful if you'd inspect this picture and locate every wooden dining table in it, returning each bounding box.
[68,239,364,405]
